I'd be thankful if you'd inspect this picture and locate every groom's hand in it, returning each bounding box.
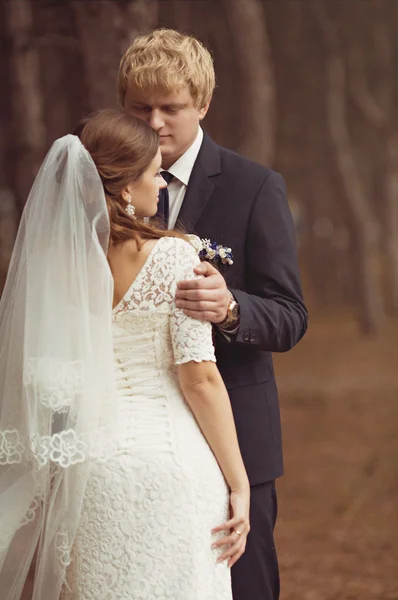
[175,262,229,323]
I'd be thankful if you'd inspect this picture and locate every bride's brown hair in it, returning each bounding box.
[74,108,185,248]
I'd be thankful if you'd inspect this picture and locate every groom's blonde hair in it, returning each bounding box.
[118,29,215,109]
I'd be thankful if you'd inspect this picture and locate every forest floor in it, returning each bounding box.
[274,315,398,600]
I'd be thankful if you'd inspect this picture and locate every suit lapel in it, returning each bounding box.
[176,133,221,233]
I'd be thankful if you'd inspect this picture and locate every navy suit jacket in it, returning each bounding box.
[176,132,308,486]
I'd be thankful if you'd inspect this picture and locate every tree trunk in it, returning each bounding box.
[345,4,398,316]
[0,0,17,288]
[73,0,157,111]
[0,0,12,190]
[33,0,89,144]
[314,2,384,334]
[4,0,45,214]
[383,131,398,314]
[224,0,276,166]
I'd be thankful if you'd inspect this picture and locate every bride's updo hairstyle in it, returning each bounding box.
[74,108,184,248]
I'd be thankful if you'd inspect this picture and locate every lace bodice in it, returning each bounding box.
[112,236,216,368]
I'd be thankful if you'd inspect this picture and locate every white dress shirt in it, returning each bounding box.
[164,127,239,337]
[165,127,203,229]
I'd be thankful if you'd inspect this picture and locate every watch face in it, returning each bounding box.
[230,301,239,319]
[220,294,239,328]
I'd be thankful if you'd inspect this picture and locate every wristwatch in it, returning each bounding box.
[218,291,240,331]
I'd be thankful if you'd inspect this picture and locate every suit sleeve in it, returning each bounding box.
[224,171,308,352]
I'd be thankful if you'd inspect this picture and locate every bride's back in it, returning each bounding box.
[109,238,158,310]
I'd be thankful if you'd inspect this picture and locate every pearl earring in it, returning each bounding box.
[125,195,136,218]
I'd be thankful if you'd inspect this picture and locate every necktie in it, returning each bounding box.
[156,171,174,228]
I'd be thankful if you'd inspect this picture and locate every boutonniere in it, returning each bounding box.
[187,235,234,265]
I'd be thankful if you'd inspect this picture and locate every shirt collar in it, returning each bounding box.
[167,127,203,186]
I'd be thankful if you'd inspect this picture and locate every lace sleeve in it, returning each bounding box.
[170,239,216,365]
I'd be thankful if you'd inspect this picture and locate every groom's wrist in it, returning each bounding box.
[217,291,240,333]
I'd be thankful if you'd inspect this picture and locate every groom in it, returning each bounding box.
[118,29,307,600]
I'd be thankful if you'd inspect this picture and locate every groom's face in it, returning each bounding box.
[124,86,209,169]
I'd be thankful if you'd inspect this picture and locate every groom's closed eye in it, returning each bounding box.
[131,105,151,113]
[162,104,187,114]
[130,103,187,115]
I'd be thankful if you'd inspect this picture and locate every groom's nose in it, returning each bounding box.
[148,109,165,132]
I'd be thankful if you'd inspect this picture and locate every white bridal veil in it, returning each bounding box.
[0,135,118,599]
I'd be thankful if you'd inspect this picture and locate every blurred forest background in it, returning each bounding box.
[1,1,397,598]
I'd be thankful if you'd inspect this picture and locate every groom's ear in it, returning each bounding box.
[198,101,211,121]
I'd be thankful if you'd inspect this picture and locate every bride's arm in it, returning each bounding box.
[170,239,250,566]
[178,360,249,495]
[177,360,250,566]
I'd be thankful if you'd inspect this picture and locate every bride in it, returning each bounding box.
[0,108,250,600]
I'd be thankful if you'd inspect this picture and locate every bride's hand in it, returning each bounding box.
[210,487,250,568]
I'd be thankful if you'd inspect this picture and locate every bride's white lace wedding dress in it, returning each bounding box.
[64,237,232,600]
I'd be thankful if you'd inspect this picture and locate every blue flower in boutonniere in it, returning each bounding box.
[187,235,234,266]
